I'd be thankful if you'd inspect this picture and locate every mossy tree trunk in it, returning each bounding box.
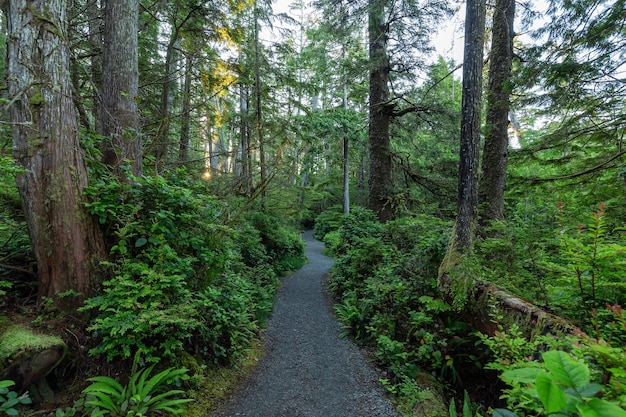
[2,0,108,309]
[478,0,515,230]
[100,0,142,176]
[455,0,486,254]
[368,0,394,223]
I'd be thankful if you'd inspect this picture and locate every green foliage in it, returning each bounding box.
[313,205,344,240]
[82,171,295,364]
[0,156,31,299]
[0,380,31,416]
[82,359,191,417]
[449,391,484,417]
[327,211,476,408]
[82,260,201,362]
[497,350,626,417]
[245,209,306,274]
[549,203,626,329]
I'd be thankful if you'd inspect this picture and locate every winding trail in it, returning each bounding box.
[216,231,399,417]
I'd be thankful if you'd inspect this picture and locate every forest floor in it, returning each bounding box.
[213,230,399,417]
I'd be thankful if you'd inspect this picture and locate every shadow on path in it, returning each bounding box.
[215,231,399,417]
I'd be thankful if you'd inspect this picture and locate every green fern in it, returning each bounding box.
[82,362,191,416]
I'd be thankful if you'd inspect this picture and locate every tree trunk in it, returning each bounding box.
[154,28,179,171]
[478,0,515,229]
[454,0,486,253]
[343,68,350,215]
[101,0,141,177]
[179,53,193,163]
[368,0,394,222]
[239,83,252,194]
[254,4,266,194]
[87,0,103,134]
[3,0,108,309]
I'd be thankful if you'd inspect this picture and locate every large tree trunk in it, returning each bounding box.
[3,0,108,309]
[478,0,515,228]
[454,0,486,253]
[368,0,394,222]
[101,0,141,176]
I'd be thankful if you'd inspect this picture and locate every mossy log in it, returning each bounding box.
[463,281,580,338]
[439,233,580,339]
[0,316,66,391]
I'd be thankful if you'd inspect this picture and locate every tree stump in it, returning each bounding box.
[0,316,66,392]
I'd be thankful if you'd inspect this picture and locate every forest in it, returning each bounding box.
[0,0,625,415]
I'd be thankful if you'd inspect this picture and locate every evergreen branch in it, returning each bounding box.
[524,150,626,184]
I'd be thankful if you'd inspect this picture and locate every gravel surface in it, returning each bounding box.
[215,230,400,417]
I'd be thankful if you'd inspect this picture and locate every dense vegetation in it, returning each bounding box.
[0,0,625,415]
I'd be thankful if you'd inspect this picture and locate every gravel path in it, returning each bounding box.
[215,230,399,417]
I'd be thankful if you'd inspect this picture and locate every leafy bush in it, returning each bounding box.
[313,205,344,240]
[327,212,476,405]
[245,209,306,273]
[0,380,31,416]
[82,172,291,364]
[496,350,626,417]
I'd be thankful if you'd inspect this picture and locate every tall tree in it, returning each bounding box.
[87,0,103,133]
[101,0,141,176]
[367,0,394,222]
[454,0,487,253]
[478,0,515,228]
[2,0,107,308]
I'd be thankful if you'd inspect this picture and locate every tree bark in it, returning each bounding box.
[3,0,108,309]
[101,0,141,177]
[455,0,486,252]
[478,0,515,229]
[87,0,103,134]
[368,0,394,222]
[254,3,266,195]
[179,52,193,163]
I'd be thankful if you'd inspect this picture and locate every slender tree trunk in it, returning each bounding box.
[254,4,266,193]
[343,57,350,215]
[455,0,486,253]
[101,0,141,176]
[179,53,192,162]
[478,0,515,228]
[154,29,179,170]
[3,0,107,309]
[87,0,103,133]
[368,0,394,222]
[239,83,252,194]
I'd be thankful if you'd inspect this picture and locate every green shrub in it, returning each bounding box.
[0,380,31,416]
[497,350,626,417]
[327,212,476,400]
[313,205,344,240]
[245,210,306,273]
[82,172,288,364]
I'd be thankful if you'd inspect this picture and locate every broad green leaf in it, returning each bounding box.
[135,237,148,247]
[492,410,518,417]
[536,372,566,413]
[577,398,626,417]
[0,381,15,389]
[575,383,603,398]
[501,367,542,384]
[542,351,589,388]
